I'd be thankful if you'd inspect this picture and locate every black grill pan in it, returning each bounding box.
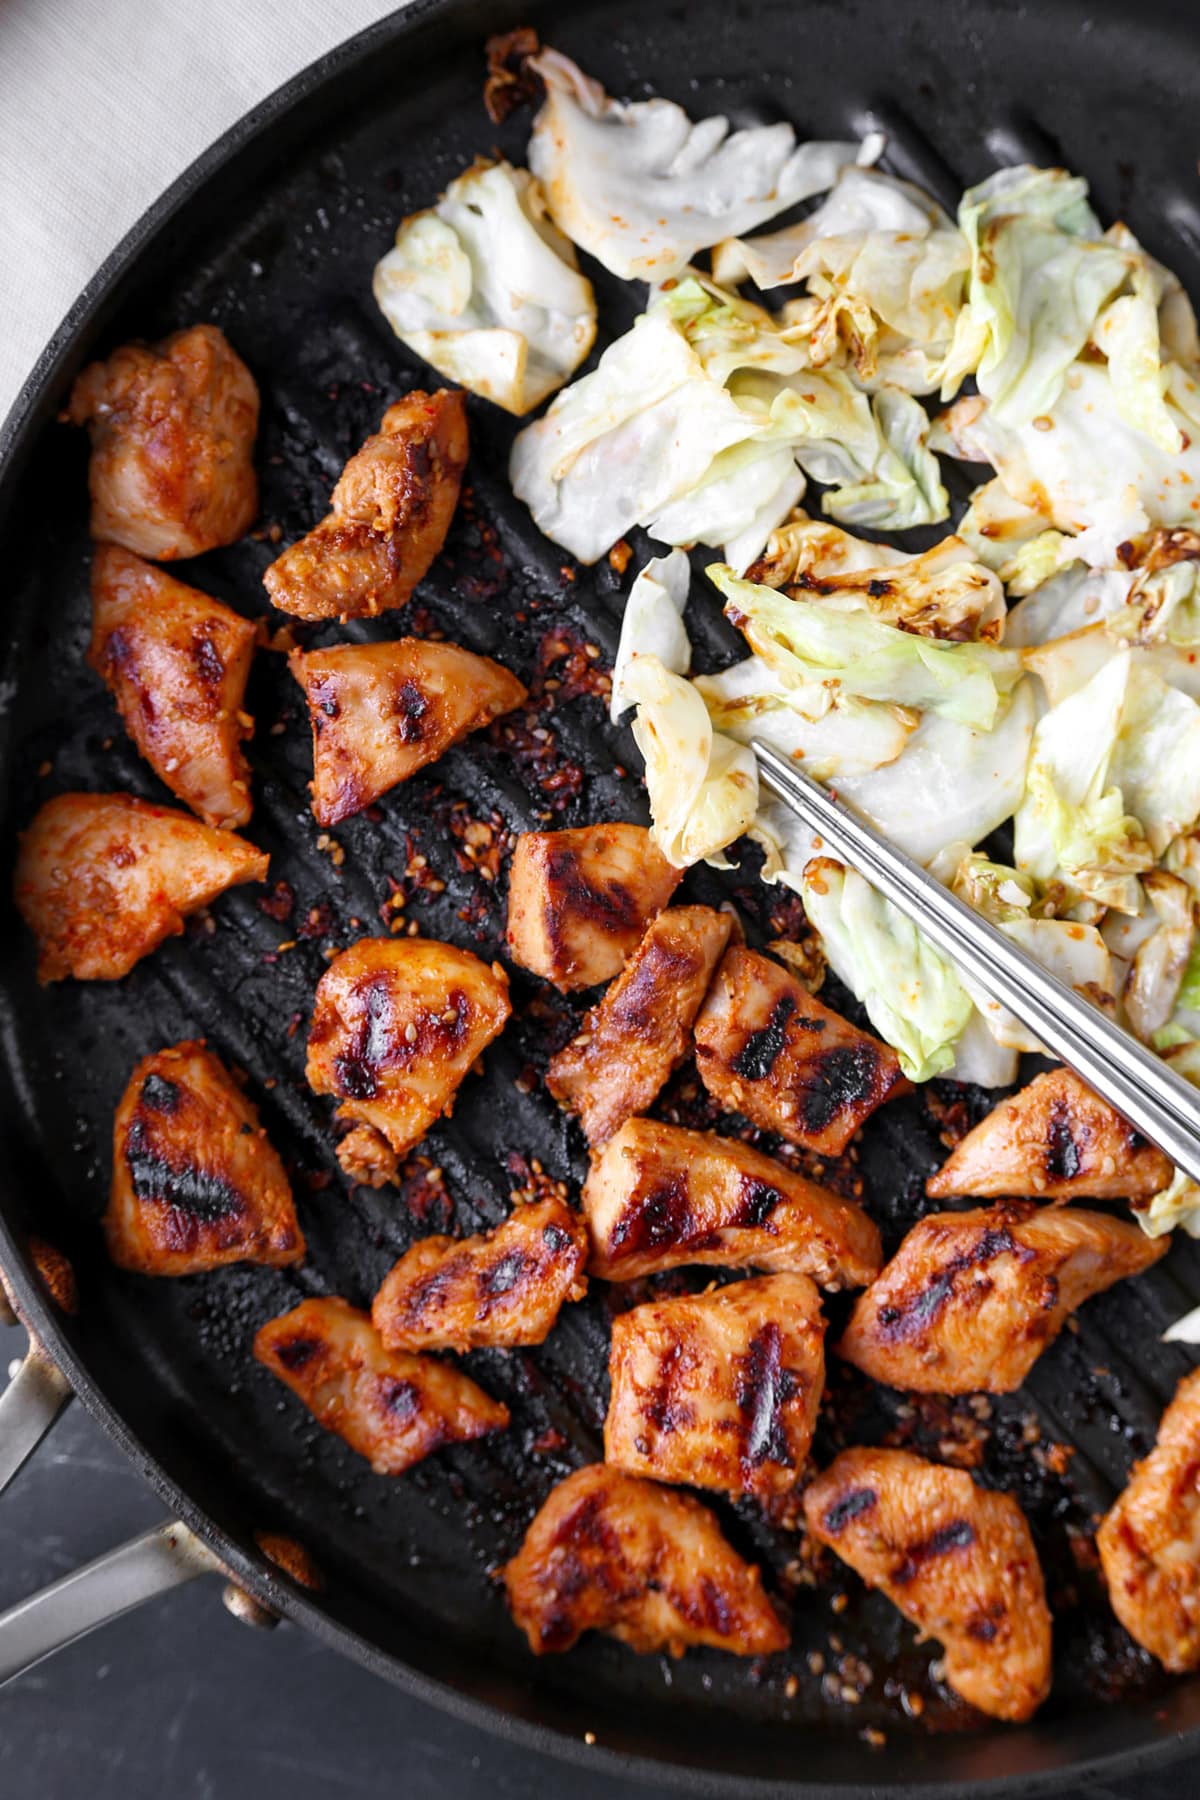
[2,0,1200,1790]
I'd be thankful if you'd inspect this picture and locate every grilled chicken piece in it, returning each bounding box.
[837,1202,1166,1394]
[1098,1368,1200,1671]
[547,906,732,1144]
[290,637,526,827]
[804,1447,1051,1722]
[506,824,681,991]
[254,1296,508,1476]
[605,1273,825,1498]
[582,1118,881,1288]
[502,1463,788,1657]
[15,792,268,983]
[372,1196,587,1352]
[105,1041,302,1275]
[89,545,257,828]
[263,390,468,621]
[65,324,258,559]
[926,1067,1172,1202]
[306,936,511,1185]
[694,947,909,1155]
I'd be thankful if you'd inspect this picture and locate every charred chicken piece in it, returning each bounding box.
[65,323,258,559]
[506,823,681,991]
[105,1041,303,1275]
[837,1202,1166,1394]
[306,936,511,1186]
[263,390,468,621]
[89,544,257,828]
[605,1273,824,1498]
[502,1462,788,1657]
[582,1118,881,1289]
[547,905,732,1144]
[1098,1368,1200,1671]
[804,1447,1051,1722]
[290,637,526,827]
[372,1195,587,1352]
[15,792,268,983]
[254,1296,509,1476]
[926,1067,1172,1202]
[694,947,909,1155]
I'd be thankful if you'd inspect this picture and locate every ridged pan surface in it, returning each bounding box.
[2,0,1200,1790]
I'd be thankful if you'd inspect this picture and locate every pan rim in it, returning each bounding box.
[0,1,1198,1791]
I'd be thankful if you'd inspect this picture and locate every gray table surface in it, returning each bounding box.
[0,1320,1192,1800]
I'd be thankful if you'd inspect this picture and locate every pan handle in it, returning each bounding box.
[0,1519,223,1687]
[0,1341,72,1496]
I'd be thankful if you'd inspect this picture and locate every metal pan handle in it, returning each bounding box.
[0,1520,222,1686]
[0,1309,279,1687]
[0,1341,72,1496]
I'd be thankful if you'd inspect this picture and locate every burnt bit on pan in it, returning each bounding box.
[483,26,543,124]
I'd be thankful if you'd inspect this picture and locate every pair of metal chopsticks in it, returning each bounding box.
[752,740,1200,1186]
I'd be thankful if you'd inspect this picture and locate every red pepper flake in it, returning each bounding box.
[531,1425,567,1455]
[297,900,335,939]
[258,879,295,923]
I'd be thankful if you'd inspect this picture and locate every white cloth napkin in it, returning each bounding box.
[0,0,405,422]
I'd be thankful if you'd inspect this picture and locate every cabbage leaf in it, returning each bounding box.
[527,49,872,281]
[610,551,691,724]
[623,654,759,866]
[708,564,1020,729]
[751,514,1005,639]
[799,859,974,1079]
[509,310,766,563]
[937,363,1200,568]
[373,158,596,415]
[943,165,1130,426]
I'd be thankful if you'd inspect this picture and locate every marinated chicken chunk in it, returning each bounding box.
[89,545,257,828]
[15,792,268,983]
[582,1118,881,1288]
[1098,1368,1200,1671]
[547,906,732,1144]
[372,1195,587,1352]
[694,947,909,1155]
[306,937,511,1185]
[254,1296,509,1476]
[65,323,258,559]
[804,1447,1051,1722]
[926,1067,1172,1203]
[290,637,526,826]
[263,390,468,620]
[605,1273,825,1498]
[106,1041,303,1275]
[837,1203,1166,1394]
[502,1463,788,1657]
[506,823,681,991]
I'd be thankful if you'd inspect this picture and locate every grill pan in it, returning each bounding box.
[2,0,1200,1789]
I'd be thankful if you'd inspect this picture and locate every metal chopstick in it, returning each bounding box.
[751,739,1200,1186]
